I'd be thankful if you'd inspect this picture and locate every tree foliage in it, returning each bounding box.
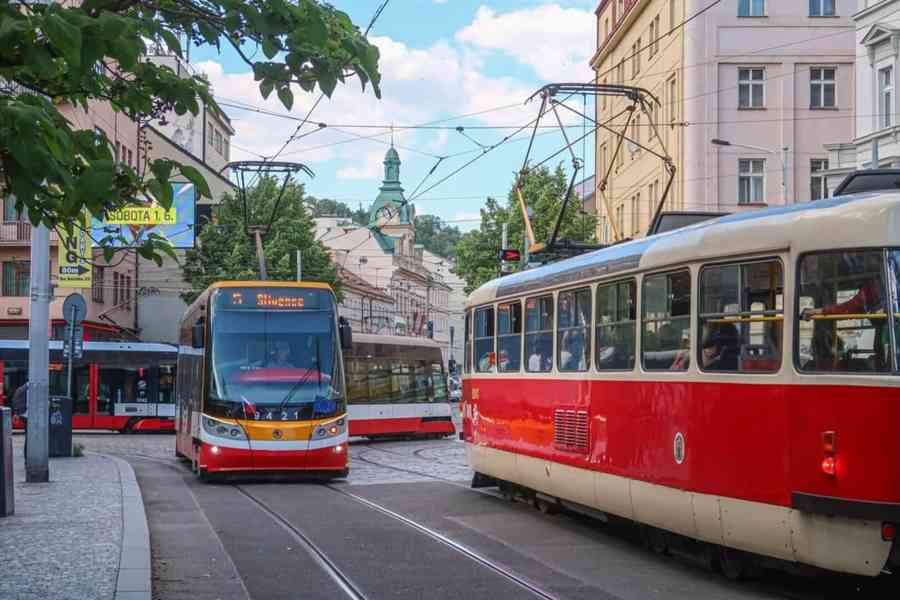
[453,165,597,294]
[181,177,339,304]
[0,0,380,262]
[306,195,367,225]
[413,214,461,260]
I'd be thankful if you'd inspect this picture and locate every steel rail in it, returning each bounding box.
[324,483,561,600]
[234,486,369,600]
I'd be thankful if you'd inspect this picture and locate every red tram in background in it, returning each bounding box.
[462,193,900,577]
[0,340,177,432]
[345,333,454,438]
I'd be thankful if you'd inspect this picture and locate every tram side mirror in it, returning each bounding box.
[338,316,353,350]
[192,320,205,349]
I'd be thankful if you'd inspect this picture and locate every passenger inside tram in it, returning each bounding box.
[700,323,740,371]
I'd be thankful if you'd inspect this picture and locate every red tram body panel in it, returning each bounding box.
[462,193,900,577]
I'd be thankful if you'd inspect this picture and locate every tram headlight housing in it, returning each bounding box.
[313,417,346,440]
[203,416,247,440]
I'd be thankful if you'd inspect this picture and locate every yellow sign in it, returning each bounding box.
[58,213,92,288]
[105,206,177,225]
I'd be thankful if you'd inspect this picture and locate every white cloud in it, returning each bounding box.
[456,5,595,82]
[337,148,386,180]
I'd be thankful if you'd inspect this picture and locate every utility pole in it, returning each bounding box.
[26,224,51,483]
[296,249,302,281]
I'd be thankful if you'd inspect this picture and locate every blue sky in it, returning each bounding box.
[191,1,598,231]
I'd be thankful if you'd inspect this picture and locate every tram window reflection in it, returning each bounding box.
[558,288,591,372]
[642,271,691,371]
[525,295,554,372]
[497,301,522,372]
[797,250,893,373]
[474,306,495,373]
[596,280,636,370]
[699,260,783,373]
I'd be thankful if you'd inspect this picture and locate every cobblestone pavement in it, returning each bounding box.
[71,432,473,485]
[1,438,122,600]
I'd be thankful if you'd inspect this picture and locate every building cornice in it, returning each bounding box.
[855,0,895,22]
[591,0,644,70]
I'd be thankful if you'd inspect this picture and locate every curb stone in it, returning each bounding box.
[107,455,151,600]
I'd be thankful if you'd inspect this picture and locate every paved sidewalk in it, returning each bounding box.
[0,437,151,600]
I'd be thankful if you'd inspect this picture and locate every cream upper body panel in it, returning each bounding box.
[467,192,900,308]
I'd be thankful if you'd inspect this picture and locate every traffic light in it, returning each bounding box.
[427,320,434,338]
[498,249,521,262]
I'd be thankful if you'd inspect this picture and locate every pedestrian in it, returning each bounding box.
[11,382,27,457]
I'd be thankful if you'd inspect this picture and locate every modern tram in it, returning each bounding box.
[344,333,454,438]
[0,340,177,432]
[175,281,353,479]
[462,192,900,578]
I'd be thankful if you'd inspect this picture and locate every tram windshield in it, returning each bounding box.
[207,288,344,421]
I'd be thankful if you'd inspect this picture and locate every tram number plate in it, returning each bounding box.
[252,408,300,421]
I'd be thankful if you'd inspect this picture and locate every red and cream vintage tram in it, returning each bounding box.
[0,340,177,432]
[176,281,352,479]
[345,333,454,438]
[462,193,900,577]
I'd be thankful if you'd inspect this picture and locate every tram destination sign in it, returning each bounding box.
[217,288,326,310]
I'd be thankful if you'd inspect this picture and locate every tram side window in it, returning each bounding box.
[525,295,554,372]
[464,310,472,375]
[642,271,691,370]
[497,301,522,372]
[699,260,783,373]
[474,306,495,372]
[558,288,591,372]
[797,251,893,373]
[346,358,370,403]
[596,280,636,370]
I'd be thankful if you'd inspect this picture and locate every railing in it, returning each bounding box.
[0,222,59,244]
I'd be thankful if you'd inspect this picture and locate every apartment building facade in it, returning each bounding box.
[592,0,855,241]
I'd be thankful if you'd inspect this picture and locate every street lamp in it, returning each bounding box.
[711,138,791,204]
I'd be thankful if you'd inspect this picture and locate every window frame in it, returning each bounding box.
[738,158,766,205]
[738,0,766,17]
[879,66,893,129]
[556,287,593,373]
[473,305,496,373]
[810,158,829,200]
[697,258,785,375]
[641,269,692,372]
[809,0,835,17]
[596,278,637,371]
[497,299,523,373]
[738,67,766,109]
[525,294,555,373]
[810,67,836,109]
[794,248,899,375]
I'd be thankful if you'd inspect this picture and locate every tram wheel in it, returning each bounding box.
[535,498,559,515]
[498,482,515,502]
[718,547,758,581]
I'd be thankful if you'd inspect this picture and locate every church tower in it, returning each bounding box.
[368,143,415,239]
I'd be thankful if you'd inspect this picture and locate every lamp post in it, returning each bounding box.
[711,138,791,204]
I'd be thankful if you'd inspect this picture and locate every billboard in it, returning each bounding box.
[93,182,196,248]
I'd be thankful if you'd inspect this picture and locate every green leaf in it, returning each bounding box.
[178,165,212,199]
[277,85,294,110]
[262,37,279,60]
[43,13,82,67]
[259,79,275,99]
[159,29,183,58]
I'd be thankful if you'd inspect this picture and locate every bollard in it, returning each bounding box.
[0,406,13,517]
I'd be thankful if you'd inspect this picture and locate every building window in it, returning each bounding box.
[809,0,835,17]
[632,39,641,76]
[668,76,677,124]
[2,261,29,296]
[599,142,608,176]
[113,271,120,306]
[604,18,610,41]
[738,158,766,204]
[125,275,132,310]
[810,68,836,108]
[93,267,105,303]
[208,123,215,146]
[738,68,765,108]
[127,149,133,168]
[669,0,676,29]
[653,14,661,54]
[738,0,766,17]
[810,159,829,200]
[880,66,893,129]
[617,61,625,85]
[2,196,21,222]
[114,141,121,164]
[615,204,624,237]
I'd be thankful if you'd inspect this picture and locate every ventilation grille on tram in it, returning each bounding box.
[553,409,589,452]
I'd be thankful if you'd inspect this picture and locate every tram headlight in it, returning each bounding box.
[203,416,247,440]
[312,418,346,440]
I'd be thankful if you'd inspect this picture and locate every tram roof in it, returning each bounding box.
[353,332,444,349]
[468,191,900,306]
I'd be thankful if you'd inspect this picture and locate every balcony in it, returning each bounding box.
[0,221,59,245]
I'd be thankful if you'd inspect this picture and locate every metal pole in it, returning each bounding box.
[26,224,50,483]
[500,223,509,275]
[782,146,790,204]
[66,304,76,400]
[253,230,267,280]
[296,249,302,281]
